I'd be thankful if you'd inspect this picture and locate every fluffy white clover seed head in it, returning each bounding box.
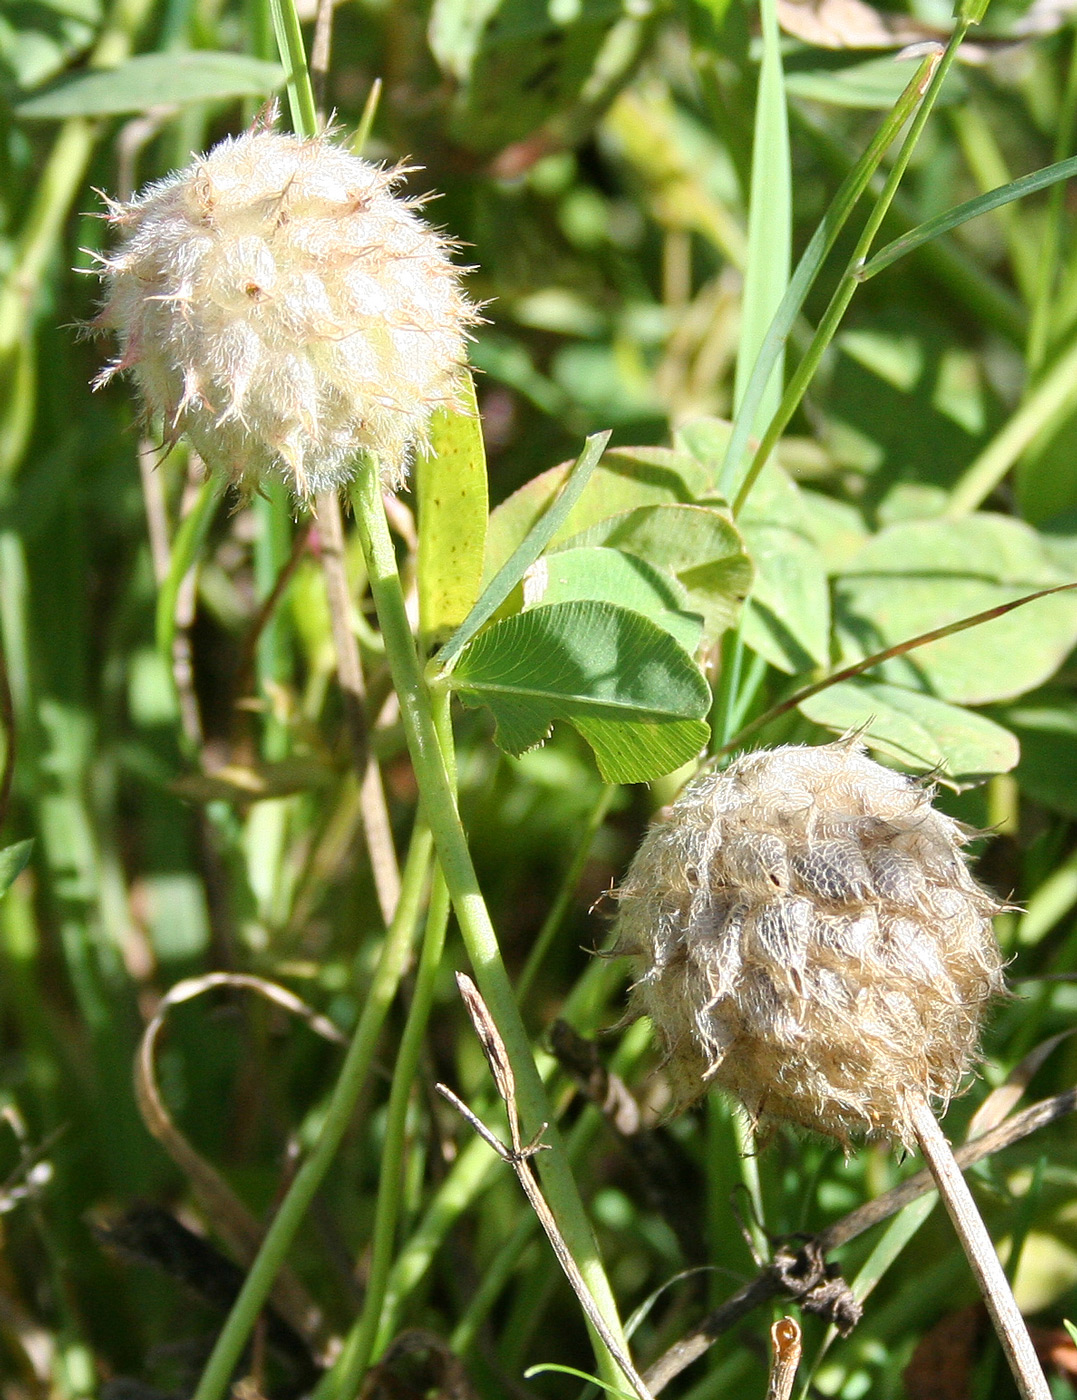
[615,740,1006,1146]
[93,126,479,497]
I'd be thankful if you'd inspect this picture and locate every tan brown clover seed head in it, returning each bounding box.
[92,127,479,497]
[615,740,1006,1147]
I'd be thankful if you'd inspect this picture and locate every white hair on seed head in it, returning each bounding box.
[615,739,1006,1147]
[92,125,479,499]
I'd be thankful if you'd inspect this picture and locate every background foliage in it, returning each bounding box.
[3,0,1077,1395]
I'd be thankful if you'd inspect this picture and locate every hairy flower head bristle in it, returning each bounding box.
[92,126,479,497]
[615,739,1006,1146]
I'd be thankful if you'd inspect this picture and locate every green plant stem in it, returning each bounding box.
[947,328,1077,514]
[190,826,433,1400]
[731,29,966,516]
[449,1017,655,1359]
[323,697,455,1400]
[372,948,630,1353]
[375,1132,500,1352]
[515,783,616,1010]
[350,454,630,1380]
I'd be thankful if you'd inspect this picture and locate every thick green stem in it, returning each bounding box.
[190,827,433,1400]
[350,456,629,1378]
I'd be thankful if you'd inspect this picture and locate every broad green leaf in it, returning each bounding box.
[799,489,870,574]
[737,463,830,672]
[682,425,828,669]
[573,716,711,785]
[834,515,1077,704]
[798,679,1019,786]
[995,700,1077,818]
[448,600,711,783]
[439,431,609,670]
[16,51,285,118]
[484,447,710,583]
[562,504,753,643]
[416,374,488,642]
[0,840,32,899]
[522,546,703,653]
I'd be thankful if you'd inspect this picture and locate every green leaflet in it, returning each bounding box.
[438,431,609,670]
[447,599,710,783]
[521,545,703,654]
[415,374,489,643]
[483,446,710,584]
[17,51,285,117]
[563,503,752,643]
[834,515,1077,705]
[798,679,1019,787]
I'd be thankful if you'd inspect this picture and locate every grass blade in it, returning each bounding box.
[154,475,225,664]
[731,0,790,442]
[732,27,966,518]
[859,152,1077,282]
[716,51,939,500]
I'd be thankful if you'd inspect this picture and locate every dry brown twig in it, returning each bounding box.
[766,1317,802,1400]
[439,973,655,1400]
[314,491,401,924]
[134,971,344,1351]
[642,1084,1077,1392]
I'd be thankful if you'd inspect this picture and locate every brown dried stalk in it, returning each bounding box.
[439,973,655,1400]
[642,1084,1077,1392]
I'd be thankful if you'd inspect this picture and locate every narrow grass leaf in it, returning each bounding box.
[269,0,318,136]
[523,1363,635,1399]
[731,0,790,439]
[860,154,1077,281]
[155,476,226,665]
[716,51,937,498]
[16,52,285,117]
[437,430,610,670]
[416,372,488,642]
[447,599,710,782]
